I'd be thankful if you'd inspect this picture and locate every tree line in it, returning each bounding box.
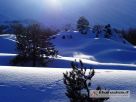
[121,28,136,45]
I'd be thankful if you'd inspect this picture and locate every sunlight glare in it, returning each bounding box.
[47,0,61,9]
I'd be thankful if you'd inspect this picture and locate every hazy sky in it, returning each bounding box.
[0,0,136,29]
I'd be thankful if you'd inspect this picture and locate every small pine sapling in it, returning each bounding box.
[63,60,109,102]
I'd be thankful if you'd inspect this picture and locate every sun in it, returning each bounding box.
[47,0,61,8]
[45,0,62,15]
[50,0,58,4]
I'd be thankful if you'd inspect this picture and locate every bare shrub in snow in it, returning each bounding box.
[11,23,58,66]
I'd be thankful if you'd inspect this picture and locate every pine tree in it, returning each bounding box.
[122,28,136,45]
[11,23,58,66]
[63,60,109,102]
[93,25,102,38]
[77,16,90,34]
[104,24,112,39]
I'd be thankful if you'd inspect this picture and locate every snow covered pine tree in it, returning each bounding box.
[77,16,90,34]
[93,25,102,38]
[63,60,109,102]
[104,24,112,39]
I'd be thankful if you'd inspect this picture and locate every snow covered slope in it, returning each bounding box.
[0,29,136,69]
[52,30,136,68]
[0,31,136,102]
[0,34,17,65]
[0,66,136,102]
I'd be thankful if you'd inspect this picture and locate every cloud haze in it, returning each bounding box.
[0,0,136,29]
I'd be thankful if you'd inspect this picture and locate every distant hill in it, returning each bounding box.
[52,29,136,64]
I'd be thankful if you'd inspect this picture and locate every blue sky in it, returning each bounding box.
[0,0,136,29]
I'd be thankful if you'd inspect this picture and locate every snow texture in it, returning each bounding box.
[0,66,136,102]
